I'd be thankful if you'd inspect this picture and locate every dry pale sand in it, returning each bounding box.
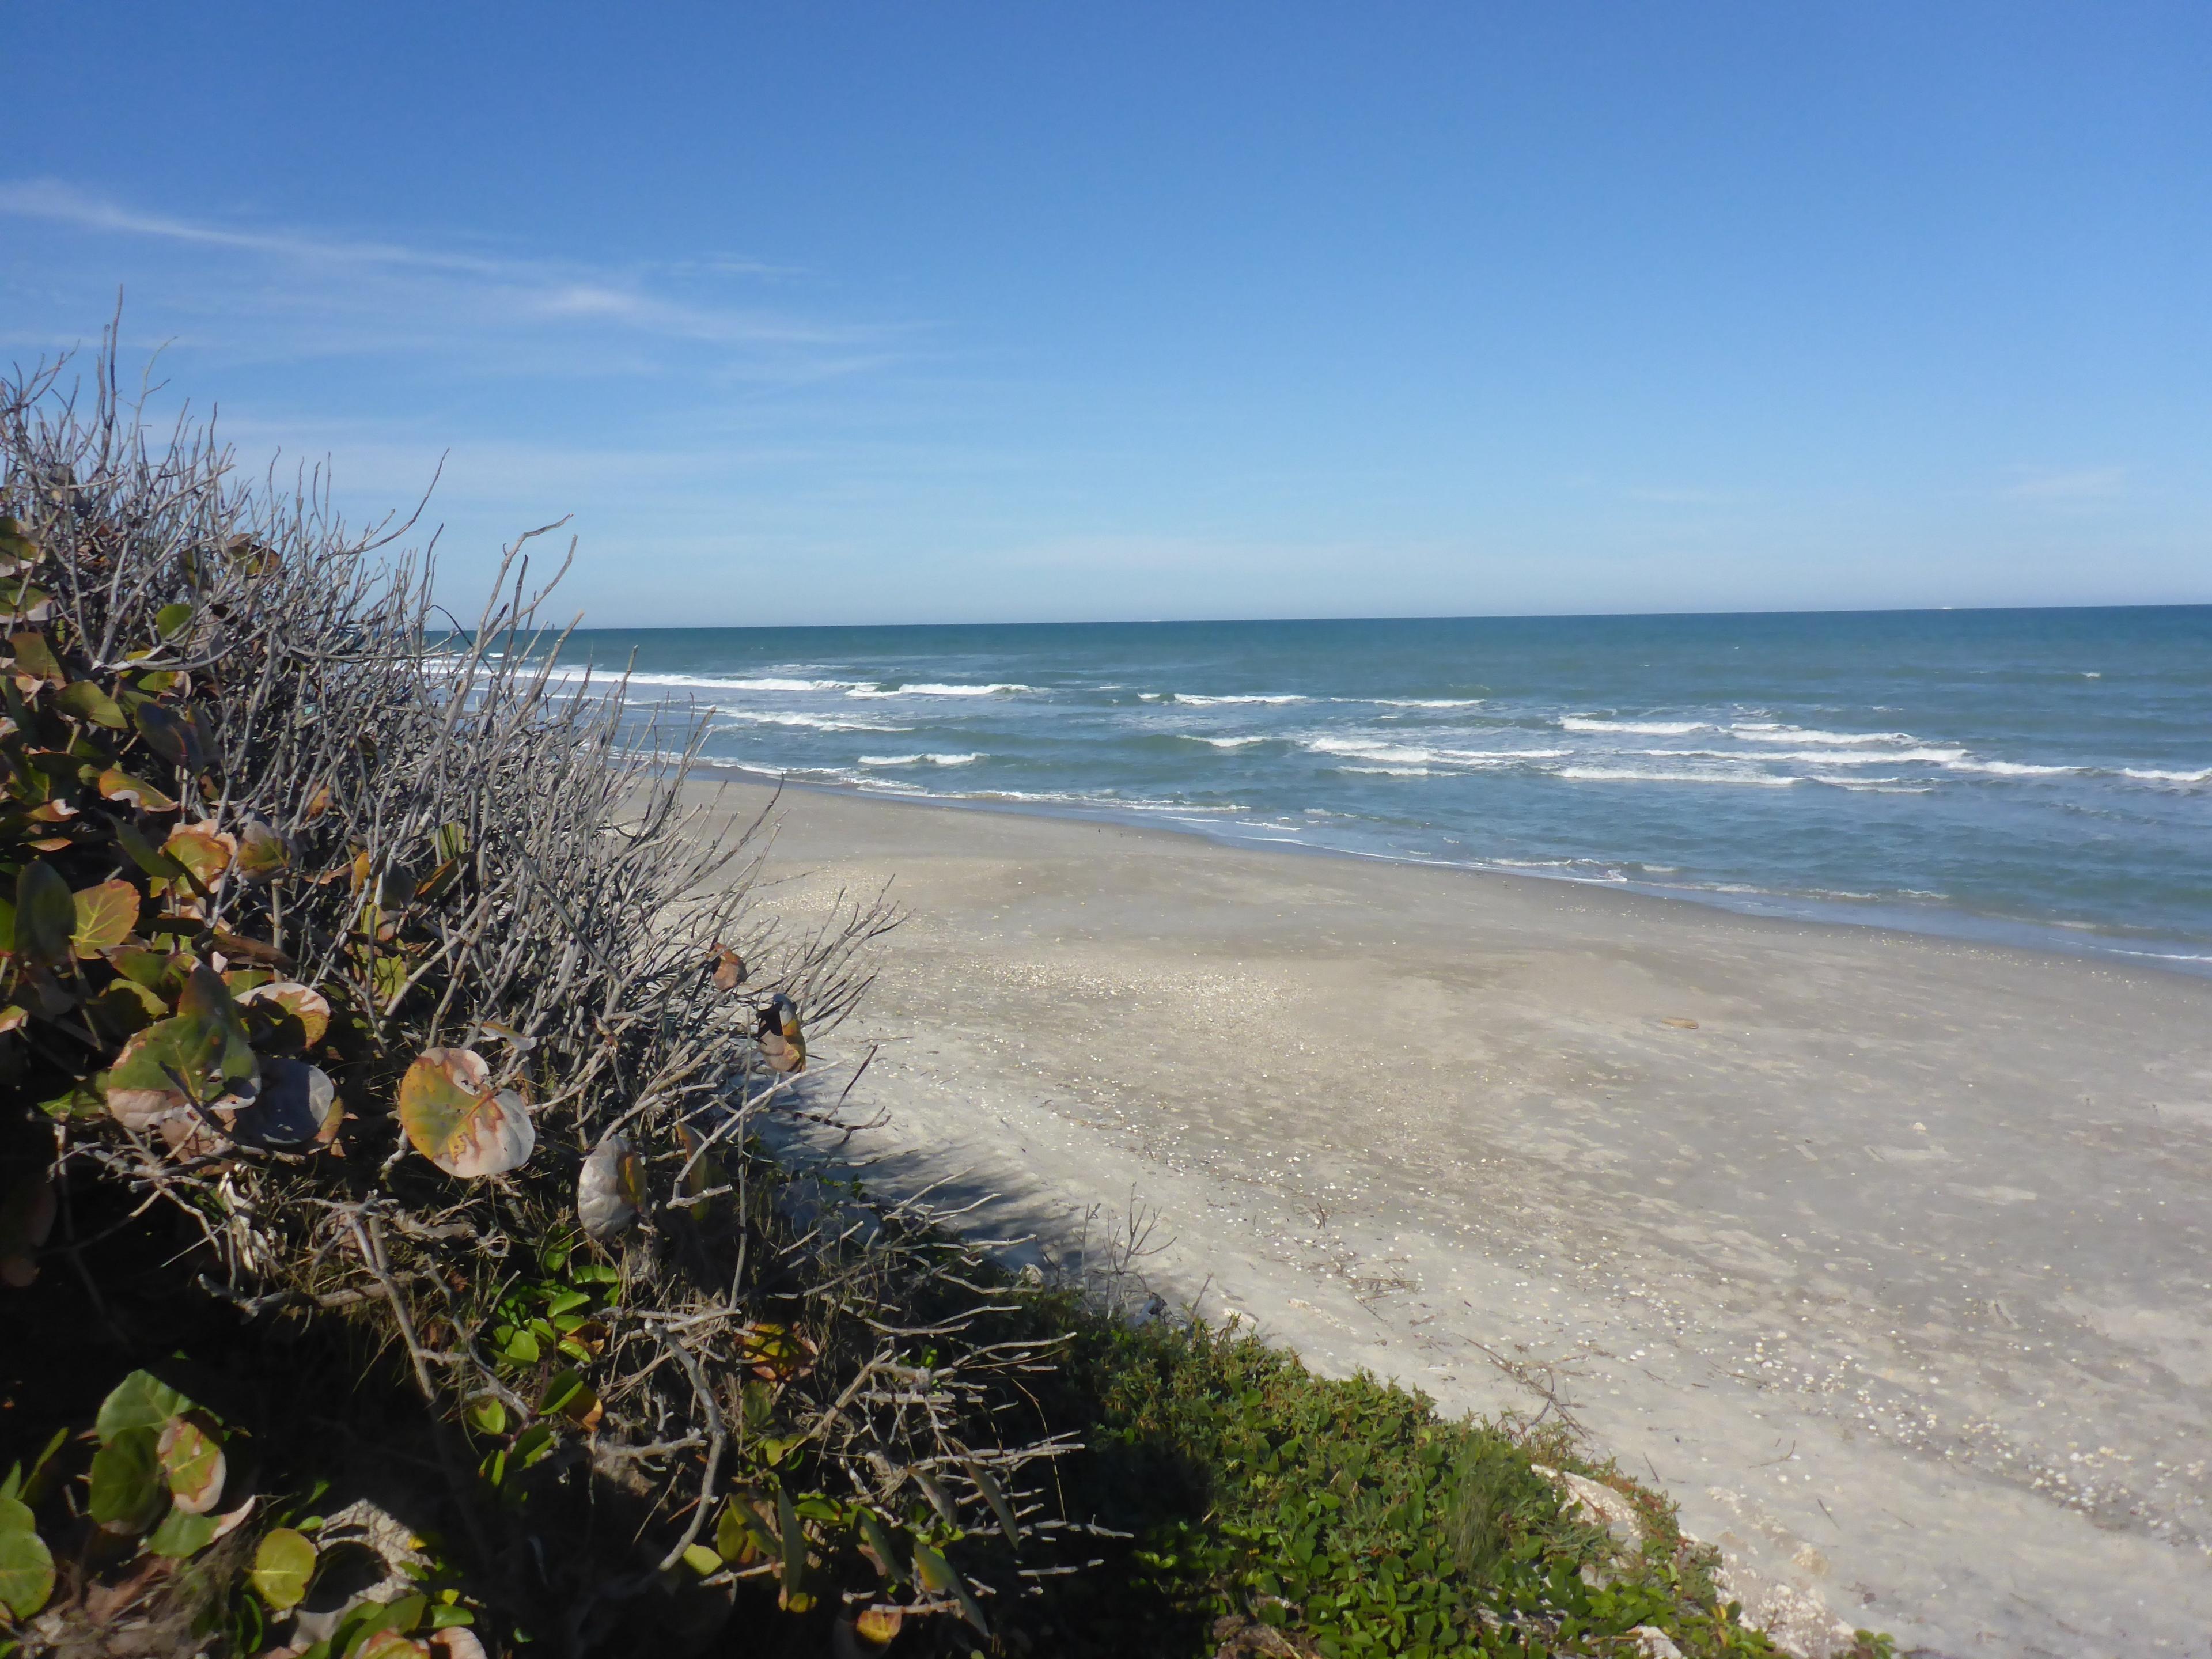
[694,779,2212,1659]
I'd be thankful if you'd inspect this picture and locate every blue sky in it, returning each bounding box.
[3,3,2206,626]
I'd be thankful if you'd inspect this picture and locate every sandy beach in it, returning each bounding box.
[696,778,2212,1659]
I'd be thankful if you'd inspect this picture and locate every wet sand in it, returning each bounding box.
[695,779,2212,1658]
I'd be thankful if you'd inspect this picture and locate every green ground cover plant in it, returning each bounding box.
[0,342,1892,1659]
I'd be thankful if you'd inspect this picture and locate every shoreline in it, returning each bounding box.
[694,760,2212,981]
[697,775,2212,1658]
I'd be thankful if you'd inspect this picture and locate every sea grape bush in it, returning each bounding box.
[0,351,1071,1655]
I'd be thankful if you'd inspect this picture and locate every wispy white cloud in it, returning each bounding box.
[2004,465,2127,502]
[0,177,901,369]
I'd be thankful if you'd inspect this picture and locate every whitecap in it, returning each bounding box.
[1556,766,1798,788]
[1560,717,1710,735]
[847,682,1032,699]
[1942,758,2081,777]
[713,712,913,732]
[1169,692,1308,706]
[2120,766,2212,784]
[1178,734,1271,748]
[1728,724,1916,747]
[857,752,984,767]
[1369,697,1486,708]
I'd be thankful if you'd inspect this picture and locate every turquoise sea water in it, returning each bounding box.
[545,608,2212,972]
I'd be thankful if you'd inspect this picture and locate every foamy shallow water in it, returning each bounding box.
[517,608,2212,972]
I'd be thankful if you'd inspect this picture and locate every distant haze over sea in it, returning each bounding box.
[536,607,2212,973]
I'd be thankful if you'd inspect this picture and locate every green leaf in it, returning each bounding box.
[55,679,126,729]
[156,602,193,641]
[133,701,204,772]
[146,1502,219,1558]
[88,1427,169,1533]
[777,1486,806,1599]
[0,1497,55,1620]
[13,862,74,965]
[70,879,139,958]
[96,1370,195,1444]
[465,1397,507,1436]
[7,631,61,683]
[397,1048,535,1178]
[249,1527,317,1610]
[115,820,187,881]
[680,1543,721,1577]
[97,969,257,1123]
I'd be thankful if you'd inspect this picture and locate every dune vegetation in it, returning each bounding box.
[0,348,1890,1659]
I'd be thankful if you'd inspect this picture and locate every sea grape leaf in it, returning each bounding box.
[709,944,745,991]
[96,1370,196,1443]
[398,1048,535,1177]
[96,767,179,812]
[116,820,188,880]
[854,1607,904,1648]
[232,1056,337,1147]
[157,1412,226,1513]
[7,631,62,685]
[0,1495,55,1619]
[162,823,237,890]
[577,1132,644,1240]
[13,862,74,964]
[85,978,166,1041]
[146,1502,220,1558]
[55,679,127,728]
[249,1527,316,1609]
[70,879,139,957]
[155,601,193,641]
[757,993,806,1073]
[234,815,289,881]
[99,967,257,1125]
[133,700,202,770]
[89,1427,168,1533]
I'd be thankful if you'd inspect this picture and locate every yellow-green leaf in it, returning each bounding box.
[56,679,127,728]
[0,1495,55,1619]
[161,823,236,890]
[399,1048,534,1178]
[680,1543,722,1577]
[234,816,289,881]
[249,1527,316,1610]
[71,879,139,958]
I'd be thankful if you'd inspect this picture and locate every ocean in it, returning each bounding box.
[541,607,2212,973]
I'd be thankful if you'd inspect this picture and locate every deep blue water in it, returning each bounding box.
[541,608,2212,971]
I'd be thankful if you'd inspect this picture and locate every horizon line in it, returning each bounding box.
[550,598,2212,632]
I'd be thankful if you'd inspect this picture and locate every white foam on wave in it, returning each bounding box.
[1556,765,1798,788]
[1169,692,1308,706]
[558,668,876,695]
[846,683,1033,699]
[1306,736,1569,767]
[1178,734,1271,748]
[1945,758,2081,777]
[713,712,913,733]
[1729,723,1915,746]
[2120,766,2212,784]
[1560,716,1709,735]
[857,752,984,767]
[1369,697,1485,708]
